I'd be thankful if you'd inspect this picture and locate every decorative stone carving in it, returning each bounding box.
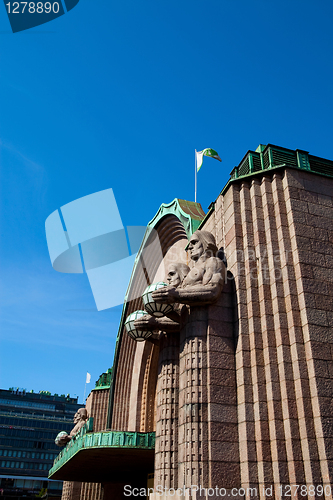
[134,231,225,337]
[55,408,89,447]
[144,230,228,488]
[152,230,226,306]
[165,262,191,288]
[134,262,190,336]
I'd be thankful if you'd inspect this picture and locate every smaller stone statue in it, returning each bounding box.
[55,408,89,447]
[152,230,226,306]
[133,231,225,338]
[134,262,190,335]
[165,263,191,288]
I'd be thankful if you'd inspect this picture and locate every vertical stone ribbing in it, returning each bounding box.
[113,335,136,430]
[80,483,103,500]
[272,172,315,490]
[224,184,252,492]
[261,175,304,491]
[86,389,109,432]
[141,344,159,432]
[282,172,321,486]
[207,281,239,489]
[251,177,286,494]
[178,307,208,488]
[237,184,263,494]
[155,332,179,489]
[238,182,262,496]
[219,167,333,499]
[282,169,331,487]
[140,347,154,431]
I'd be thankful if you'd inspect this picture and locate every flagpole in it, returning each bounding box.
[83,381,87,403]
[83,372,91,403]
[195,149,197,203]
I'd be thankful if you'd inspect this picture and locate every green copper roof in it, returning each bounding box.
[148,198,205,238]
[124,199,205,306]
[198,143,333,231]
[93,368,113,390]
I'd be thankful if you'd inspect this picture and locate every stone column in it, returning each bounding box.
[155,331,180,489]
[178,284,239,492]
[178,305,208,488]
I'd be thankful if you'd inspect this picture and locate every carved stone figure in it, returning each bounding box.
[165,262,190,287]
[152,230,226,306]
[133,231,228,488]
[134,230,225,337]
[134,262,190,335]
[55,408,89,447]
[151,231,227,487]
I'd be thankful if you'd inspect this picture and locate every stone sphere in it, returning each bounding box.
[55,431,69,447]
[142,282,174,317]
[124,310,153,342]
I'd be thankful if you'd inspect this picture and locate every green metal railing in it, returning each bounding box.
[229,144,333,182]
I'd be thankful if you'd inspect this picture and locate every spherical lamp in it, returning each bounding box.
[142,282,174,317]
[124,310,153,342]
[55,431,69,447]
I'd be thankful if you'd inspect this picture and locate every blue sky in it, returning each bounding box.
[0,0,332,402]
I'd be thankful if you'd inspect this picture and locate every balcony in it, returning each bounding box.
[49,421,155,483]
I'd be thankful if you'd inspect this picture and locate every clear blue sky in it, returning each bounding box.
[0,0,332,403]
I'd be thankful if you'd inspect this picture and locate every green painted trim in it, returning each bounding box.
[296,150,311,171]
[228,162,286,185]
[249,154,254,173]
[268,147,274,168]
[48,430,155,479]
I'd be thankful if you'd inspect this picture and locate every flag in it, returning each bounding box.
[196,148,222,172]
[86,372,91,384]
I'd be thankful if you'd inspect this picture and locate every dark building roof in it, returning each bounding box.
[0,388,83,496]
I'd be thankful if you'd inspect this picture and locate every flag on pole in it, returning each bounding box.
[196,148,222,172]
[86,372,91,384]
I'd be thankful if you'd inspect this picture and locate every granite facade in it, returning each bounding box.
[216,169,333,497]
[60,163,333,500]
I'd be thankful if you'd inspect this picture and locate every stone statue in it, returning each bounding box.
[55,408,89,447]
[152,230,226,306]
[134,231,225,336]
[134,231,228,490]
[165,262,190,288]
[134,262,190,335]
